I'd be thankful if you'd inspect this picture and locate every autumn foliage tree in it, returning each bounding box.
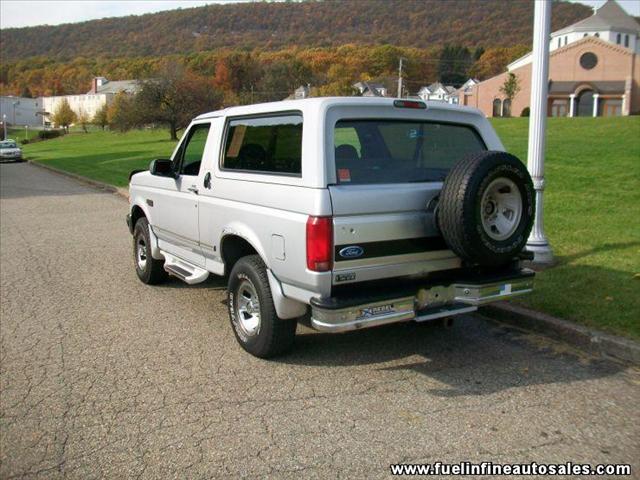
[134,64,224,140]
[469,45,530,80]
[51,98,76,132]
[108,93,139,132]
[93,103,109,130]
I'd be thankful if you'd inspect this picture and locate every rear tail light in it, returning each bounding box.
[306,216,333,272]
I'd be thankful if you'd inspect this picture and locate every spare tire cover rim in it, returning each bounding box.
[480,178,523,241]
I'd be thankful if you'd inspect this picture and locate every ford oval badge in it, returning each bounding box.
[339,246,364,259]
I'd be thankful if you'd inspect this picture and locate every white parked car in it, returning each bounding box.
[0,139,23,162]
[127,97,535,358]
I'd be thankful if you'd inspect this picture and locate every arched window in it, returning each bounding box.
[503,99,512,117]
[624,35,629,48]
[492,99,502,117]
[565,36,568,45]
[594,33,600,38]
[557,38,562,48]
[617,33,621,44]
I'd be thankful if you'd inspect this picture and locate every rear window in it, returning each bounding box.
[334,120,486,184]
[223,113,302,175]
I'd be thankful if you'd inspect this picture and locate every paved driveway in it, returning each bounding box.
[1,163,639,479]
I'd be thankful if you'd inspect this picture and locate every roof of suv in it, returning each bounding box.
[195,96,484,120]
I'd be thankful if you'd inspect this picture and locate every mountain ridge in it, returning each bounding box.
[0,0,592,61]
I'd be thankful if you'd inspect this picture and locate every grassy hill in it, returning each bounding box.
[0,0,591,61]
[20,117,640,339]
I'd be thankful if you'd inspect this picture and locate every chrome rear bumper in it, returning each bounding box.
[310,269,534,332]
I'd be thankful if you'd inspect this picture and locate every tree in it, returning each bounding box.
[135,64,223,140]
[257,60,313,102]
[500,72,521,111]
[438,44,472,87]
[51,98,76,132]
[107,92,138,132]
[77,108,90,133]
[469,45,529,80]
[93,103,109,130]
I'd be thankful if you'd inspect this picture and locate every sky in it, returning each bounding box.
[0,0,639,29]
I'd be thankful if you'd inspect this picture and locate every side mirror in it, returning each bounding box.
[149,158,175,178]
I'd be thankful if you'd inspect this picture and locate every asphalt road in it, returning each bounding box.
[1,162,639,479]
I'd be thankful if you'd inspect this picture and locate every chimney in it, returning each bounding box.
[91,77,98,94]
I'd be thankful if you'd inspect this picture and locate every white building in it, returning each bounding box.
[0,96,43,127]
[41,77,139,126]
[508,0,639,71]
[417,82,459,104]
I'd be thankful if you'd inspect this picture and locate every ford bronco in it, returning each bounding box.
[127,97,535,358]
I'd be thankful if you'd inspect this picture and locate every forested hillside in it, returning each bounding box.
[1,0,590,60]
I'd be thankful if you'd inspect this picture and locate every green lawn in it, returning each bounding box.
[22,129,178,187]
[492,117,640,339]
[20,118,640,339]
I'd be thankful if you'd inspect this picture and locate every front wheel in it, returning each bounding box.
[227,255,297,358]
[133,217,168,284]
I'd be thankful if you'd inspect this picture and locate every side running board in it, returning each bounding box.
[161,251,209,285]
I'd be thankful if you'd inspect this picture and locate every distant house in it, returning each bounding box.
[0,96,43,128]
[42,77,140,126]
[286,84,311,100]
[460,78,480,92]
[417,82,459,104]
[353,82,388,97]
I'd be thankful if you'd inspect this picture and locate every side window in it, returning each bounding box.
[177,123,210,176]
[222,114,302,175]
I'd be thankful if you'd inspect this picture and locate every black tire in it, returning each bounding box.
[133,217,168,284]
[227,255,297,358]
[439,151,534,267]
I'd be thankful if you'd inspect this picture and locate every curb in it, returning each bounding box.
[27,160,129,200]
[482,302,640,365]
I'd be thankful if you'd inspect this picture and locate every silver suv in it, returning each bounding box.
[127,97,535,358]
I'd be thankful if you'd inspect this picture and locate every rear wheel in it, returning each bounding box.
[133,217,168,284]
[227,255,297,358]
[438,151,534,267]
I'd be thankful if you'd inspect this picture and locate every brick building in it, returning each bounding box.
[461,0,640,117]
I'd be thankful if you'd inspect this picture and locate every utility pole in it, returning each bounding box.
[526,0,554,264]
[397,57,406,98]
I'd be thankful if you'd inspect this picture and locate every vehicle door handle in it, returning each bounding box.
[188,186,199,194]
[204,172,212,189]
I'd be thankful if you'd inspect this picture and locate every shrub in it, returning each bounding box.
[20,139,30,145]
[38,129,64,140]
[521,107,530,117]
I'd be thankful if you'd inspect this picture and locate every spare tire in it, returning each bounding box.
[438,151,534,267]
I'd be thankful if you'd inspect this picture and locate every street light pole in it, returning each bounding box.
[526,0,554,264]
[12,101,20,126]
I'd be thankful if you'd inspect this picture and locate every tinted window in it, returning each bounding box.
[178,123,210,176]
[223,114,302,174]
[334,120,486,184]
